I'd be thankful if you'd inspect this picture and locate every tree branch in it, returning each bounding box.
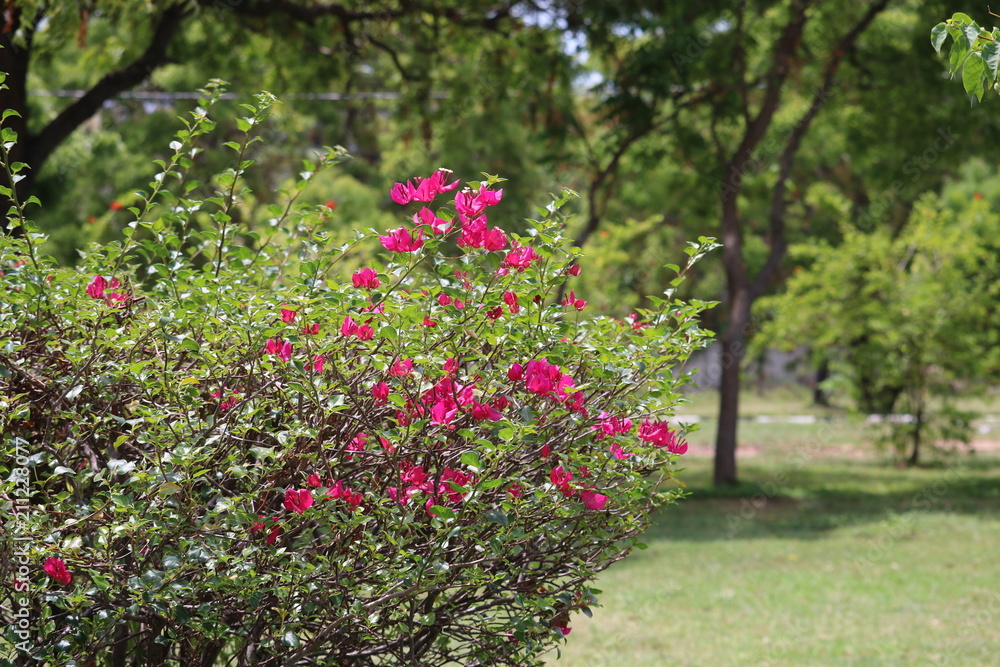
[29,3,190,174]
[750,0,892,300]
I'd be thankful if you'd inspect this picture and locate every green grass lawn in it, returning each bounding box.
[546,453,1000,666]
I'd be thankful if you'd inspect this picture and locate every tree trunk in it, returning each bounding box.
[813,356,830,407]
[714,287,749,487]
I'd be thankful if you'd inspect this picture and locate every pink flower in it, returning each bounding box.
[252,515,281,544]
[280,307,297,323]
[438,294,453,307]
[579,489,608,511]
[86,275,108,299]
[550,466,573,496]
[283,488,314,514]
[454,187,503,217]
[372,381,390,404]
[390,182,413,205]
[86,275,127,306]
[456,214,508,251]
[503,244,540,271]
[440,467,473,503]
[387,486,408,505]
[265,338,293,362]
[486,306,503,319]
[352,268,380,289]
[503,291,520,313]
[301,323,320,335]
[390,358,413,377]
[637,419,687,454]
[413,206,453,234]
[306,473,323,488]
[455,190,486,218]
[266,521,282,545]
[541,444,551,458]
[346,432,368,460]
[431,398,459,427]
[357,323,375,340]
[390,169,459,205]
[609,442,633,459]
[471,400,502,421]
[565,263,581,276]
[379,226,424,253]
[422,316,438,327]
[592,412,634,439]
[561,289,587,311]
[341,315,358,337]
[507,483,523,498]
[43,557,72,586]
[523,359,565,396]
[492,395,509,411]
[508,363,524,382]
[444,357,459,373]
[312,354,325,373]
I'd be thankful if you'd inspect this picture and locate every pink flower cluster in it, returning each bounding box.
[86,275,128,306]
[386,169,540,272]
[352,268,380,289]
[341,315,374,340]
[265,338,293,362]
[387,461,474,514]
[210,388,241,411]
[550,466,608,510]
[508,359,586,413]
[390,169,459,205]
[44,556,72,585]
[637,419,688,455]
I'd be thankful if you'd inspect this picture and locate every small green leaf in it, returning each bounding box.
[963,51,986,101]
[484,509,510,527]
[429,505,455,519]
[158,482,182,497]
[983,40,1000,78]
[460,451,481,471]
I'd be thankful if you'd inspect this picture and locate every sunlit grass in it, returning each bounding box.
[547,453,1000,666]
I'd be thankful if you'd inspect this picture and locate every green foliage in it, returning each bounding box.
[932,12,1000,102]
[0,89,717,665]
[757,173,1000,462]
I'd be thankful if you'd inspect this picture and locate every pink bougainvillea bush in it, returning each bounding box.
[0,90,717,666]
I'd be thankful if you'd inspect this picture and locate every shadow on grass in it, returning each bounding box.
[640,455,1000,543]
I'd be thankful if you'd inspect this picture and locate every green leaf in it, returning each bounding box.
[282,631,301,649]
[949,41,970,76]
[157,482,182,497]
[483,509,510,527]
[460,451,481,471]
[982,41,1000,79]
[961,23,983,49]
[963,51,986,101]
[429,505,455,519]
